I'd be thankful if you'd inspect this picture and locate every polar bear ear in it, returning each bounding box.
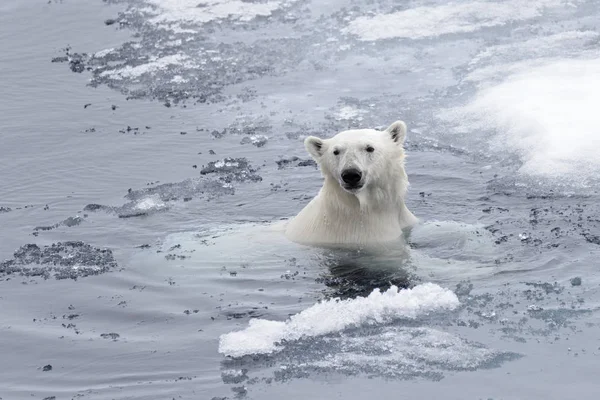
[385,120,407,144]
[305,136,324,159]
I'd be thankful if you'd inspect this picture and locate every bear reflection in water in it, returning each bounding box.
[315,241,413,299]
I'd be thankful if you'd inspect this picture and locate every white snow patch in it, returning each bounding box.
[249,135,267,143]
[93,48,114,58]
[442,58,600,183]
[145,0,288,25]
[100,54,195,80]
[134,195,168,211]
[335,106,364,120]
[171,75,187,83]
[219,283,459,357]
[214,160,239,168]
[344,0,578,41]
[70,264,101,272]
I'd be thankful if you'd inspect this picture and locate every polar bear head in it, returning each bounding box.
[304,121,409,200]
[285,120,416,245]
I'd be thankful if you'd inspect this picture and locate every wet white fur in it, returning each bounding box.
[285,121,418,246]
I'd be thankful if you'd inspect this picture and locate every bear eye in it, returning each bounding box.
[366,145,375,153]
[333,149,340,156]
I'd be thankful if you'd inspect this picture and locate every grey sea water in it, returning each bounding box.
[2,0,600,399]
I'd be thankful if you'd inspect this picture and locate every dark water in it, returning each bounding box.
[2,0,600,399]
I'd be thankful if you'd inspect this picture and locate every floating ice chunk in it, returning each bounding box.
[344,0,578,41]
[145,0,287,25]
[134,195,168,212]
[214,160,238,168]
[442,58,600,184]
[335,106,364,121]
[171,75,187,83]
[100,54,196,80]
[93,48,114,58]
[219,283,459,357]
[519,233,530,241]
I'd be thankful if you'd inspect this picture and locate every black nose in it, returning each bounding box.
[341,169,362,185]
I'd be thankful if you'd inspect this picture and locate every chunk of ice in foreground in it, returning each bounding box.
[219,283,459,357]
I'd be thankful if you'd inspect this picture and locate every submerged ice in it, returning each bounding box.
[298,326,520,379]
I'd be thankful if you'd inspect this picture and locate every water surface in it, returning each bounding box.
[2,0,600,399]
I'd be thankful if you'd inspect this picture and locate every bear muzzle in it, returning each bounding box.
[341,168,364,191]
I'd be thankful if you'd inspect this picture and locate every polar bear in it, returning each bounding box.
[285,121,418,247]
